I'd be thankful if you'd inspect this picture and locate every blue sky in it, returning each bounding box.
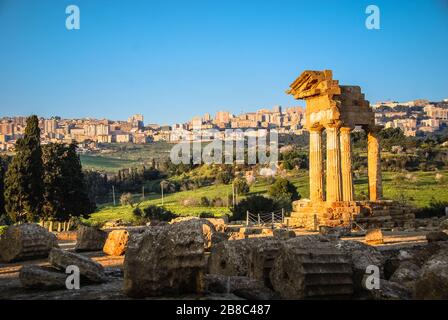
[0,0,447,124]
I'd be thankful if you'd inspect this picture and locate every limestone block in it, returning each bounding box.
[123,220,206,297]
[0,223,59,262]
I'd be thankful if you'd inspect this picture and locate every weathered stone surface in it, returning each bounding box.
[206,218,226,233]
[270,236,353,299]
[439,219,448,231]
[333,240,384,292]
[365,228,384,244]
[414,250,448,299]
[228,232,245,240]
[365,279,412,300]
[123,220,206,297]
[319,226,351,237]
[204,274,275,300]
[426,231,448,243]
[103,230,130,256]
[0,223,59,262]
[389,261,420,290]
[273,228,295,240]
[170,217,226,250]
[49,248,107,283]
[248,239,282,288]
[208,238,266,277]
[19,265,67,289]
[75,225,107,252]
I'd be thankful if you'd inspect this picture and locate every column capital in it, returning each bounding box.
[340,126,354,134]
[324,120,342,130]
[309,125,324,133]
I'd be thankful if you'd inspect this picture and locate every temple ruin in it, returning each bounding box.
[286,70,415,229]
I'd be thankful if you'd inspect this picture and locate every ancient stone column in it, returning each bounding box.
[368,129,383,201]
[309,127,324,202]
[340,127,354,202]
[325,123,342,203]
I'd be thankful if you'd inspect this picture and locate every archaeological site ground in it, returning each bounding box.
[0,1,447,317]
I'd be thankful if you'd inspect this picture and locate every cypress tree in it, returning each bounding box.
[64,143,94,218]
[4,115,44,223]
[42,142,94,222]
[0,156,7,219]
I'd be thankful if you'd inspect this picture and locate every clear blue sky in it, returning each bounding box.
[0,0,447,125]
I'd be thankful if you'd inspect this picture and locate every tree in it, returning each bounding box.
[42,143,94,223]
[215,171,232,184]
[4,115,44,223]
[267,177,300,202]
[0,156,8,221]
[233,177,250,195]
[132,205,177,224]
[231,195,278,221]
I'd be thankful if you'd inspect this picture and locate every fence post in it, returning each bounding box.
[272,212,274,229]
[246,211,249,226]
[281,208,284,224]
[257,214,261,225]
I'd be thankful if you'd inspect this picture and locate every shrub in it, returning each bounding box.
[231,195,278,221]
[133,205,177,224]
[416,198,448,218]
[267,177,300,201]
[200,196,210,207]
[215,171,232,185]
[233,177,250,195]
[198,211,215,218]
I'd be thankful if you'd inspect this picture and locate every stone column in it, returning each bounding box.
[340,127,354,202]
[368,129,383,201]
[325,123,342,203]
[309,127,324,202]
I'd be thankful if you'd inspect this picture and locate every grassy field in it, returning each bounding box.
[80,142,173,174]
[86,170,448,225]
[80,154,138,172]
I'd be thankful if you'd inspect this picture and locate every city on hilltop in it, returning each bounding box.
[1,98,447,152]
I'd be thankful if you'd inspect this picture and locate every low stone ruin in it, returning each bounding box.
[270,236,354,299]
[102,227,146,256]
[123,219,207,297]
[0,223,59,262]
[19,247,107,290]
[49,248,107,283]
[169,217,228,250]
[103,229,130,256]
[75,225,107,252]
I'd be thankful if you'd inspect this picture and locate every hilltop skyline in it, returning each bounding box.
[0,0,447,123]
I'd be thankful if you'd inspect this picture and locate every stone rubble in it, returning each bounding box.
[0,223,59,262]
[123,219,206,297]
[75,225,107,252]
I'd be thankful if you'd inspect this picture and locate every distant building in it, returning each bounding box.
[128,114,144,129]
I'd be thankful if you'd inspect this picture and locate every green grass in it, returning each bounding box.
[80,142,173,174]
[86,170,448,225]
[80,154,138,172]
[0,225,8,235]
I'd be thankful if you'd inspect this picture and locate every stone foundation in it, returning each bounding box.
[286,199,415,230]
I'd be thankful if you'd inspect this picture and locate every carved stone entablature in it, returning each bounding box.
[287,70,375,130]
